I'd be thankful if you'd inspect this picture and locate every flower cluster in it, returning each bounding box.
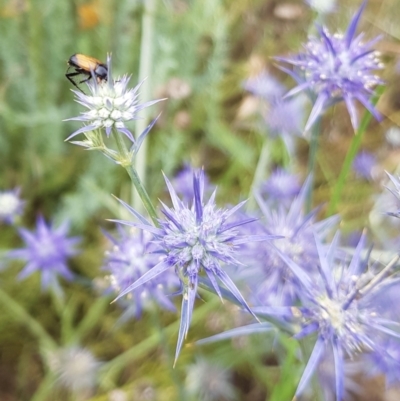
[7,216,80,293]
[103,226,178,321]
[278,1,383,131]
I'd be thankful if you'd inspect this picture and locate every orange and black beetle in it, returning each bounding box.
[66,54,108,92]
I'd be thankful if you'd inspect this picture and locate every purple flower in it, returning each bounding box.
[263,96,305,139]
[262,168,301,205]
[278,1,383,131]
[273,232,400,401]
[8,216,80,292]
[65,54,164,143]
[243,71,285,101]
[103,226,178,321]
[111,169,277,363]
[352,150,377,180]
[172,164,213,202]
[0,188,25,224]
[247,176,337,305]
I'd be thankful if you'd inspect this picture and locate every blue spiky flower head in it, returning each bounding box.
[248,176,337,305]
[274,231,400,401]
[262,168,301,206]
[7,216,80,293]
[103,226,178,321]
[112,169,277,363]
[278,1,383,131]
[65,54,164,146]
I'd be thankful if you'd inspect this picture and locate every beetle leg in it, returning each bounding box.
[66,72,85,93]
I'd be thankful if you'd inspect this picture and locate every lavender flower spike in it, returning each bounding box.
[278,0,383,131]
[7,216,80,293]
[275,231,400,401]
[65,54,164,144]
[111,169,279,364]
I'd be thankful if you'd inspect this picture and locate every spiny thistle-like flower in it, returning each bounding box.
[65,54,164,152]
[111,169,277,363]
[46,346,100,395]
[247,176,338,305]
[103,226,178,321]
[0,188,25,224]
[7,216,80,292]
[273,232,400,401]
[278,1,383,131]
[262,168,301,206]
[244,71,305,152]
[243,71,286,101]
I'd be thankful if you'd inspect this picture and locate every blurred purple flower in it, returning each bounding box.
[272,232,400,401]
[8,216,80,292]
[352,150,377,180]
[103,226,178,321]
[247,176,337,305]
[0,188,25,224]
[262,168,301,205]
[264,96,305,138]
[172,164,213,202]
[111,169,277,363]
[243,71,285,101]
[278,1,383,131]
[65,54,164,143]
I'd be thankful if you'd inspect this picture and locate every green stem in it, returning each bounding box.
[0,288,57,350]
[246,139,271,211]
[125,164,159,226]
[113,128,159,226]
[305,118,321,214]
[134,0,157,213]
[30,371,56,401]
[326,87,384,216]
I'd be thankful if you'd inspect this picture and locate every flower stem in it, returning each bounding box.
[326,86,384,216]
[0,287,57,350]
[305,118,321,214]
[113,128,159,226]
[134,0,157,213]
[125,164,159,227]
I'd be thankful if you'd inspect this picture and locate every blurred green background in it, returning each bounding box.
[1,0,400,400]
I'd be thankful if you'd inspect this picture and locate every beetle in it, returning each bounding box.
[66,54,108,92]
